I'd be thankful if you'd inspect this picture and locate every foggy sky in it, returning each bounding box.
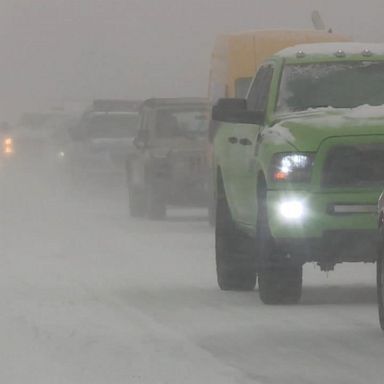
[0,0,383,121]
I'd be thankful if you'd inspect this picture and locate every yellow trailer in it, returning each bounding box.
[209,30,350,104]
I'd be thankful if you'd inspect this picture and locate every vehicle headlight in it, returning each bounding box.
[270,153,314,182]
[3,137,14,155]
[278,199,306,220]
[57,151,65,160]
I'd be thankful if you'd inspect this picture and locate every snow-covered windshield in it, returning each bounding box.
[276,61,384,113]
[86,113,139,139]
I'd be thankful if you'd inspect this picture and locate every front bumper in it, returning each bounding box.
[275,230,378,265]
[267,190,380,263]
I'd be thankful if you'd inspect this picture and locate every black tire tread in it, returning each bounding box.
[258,266,302,305]
[256,175,303,305]
[215,170,256,291]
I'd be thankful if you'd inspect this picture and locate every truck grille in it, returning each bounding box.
[322,143,384,187]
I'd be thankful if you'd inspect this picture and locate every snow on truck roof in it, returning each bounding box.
[217,29,346,39]
[276,42,384,58]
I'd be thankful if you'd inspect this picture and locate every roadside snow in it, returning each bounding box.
[0,168,383,384]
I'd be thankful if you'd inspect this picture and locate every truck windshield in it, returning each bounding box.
[86,113,138,139]
[276,61,384,113]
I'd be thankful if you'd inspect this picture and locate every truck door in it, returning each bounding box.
[229,64,274,226]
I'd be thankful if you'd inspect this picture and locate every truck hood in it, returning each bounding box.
[268,105,384,151]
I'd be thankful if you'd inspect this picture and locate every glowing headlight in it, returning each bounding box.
[3,137,14,155]
[4,138,12,146]
[271,153,314,182]
[278,200,306,220]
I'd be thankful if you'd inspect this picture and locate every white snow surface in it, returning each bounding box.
[344,104,384,119]
[0,165,384,383]
[263,125,296,144]
[277,42,384,57]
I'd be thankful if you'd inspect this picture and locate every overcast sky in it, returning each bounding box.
[0,0,383,121]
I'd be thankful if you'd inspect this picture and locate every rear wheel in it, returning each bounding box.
[215,171,256,291]
[256,177,302,304]
[377,226,384,330]
[126,162,146,218]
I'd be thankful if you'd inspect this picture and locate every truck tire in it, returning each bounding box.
[128,185,146,217]
[258,266,303,304]
[126,162,146,218]
[257,178,302,304]
[215,172,256,291]
[377,226,384,330]
[146,179,166,220]
[208,177,216,226]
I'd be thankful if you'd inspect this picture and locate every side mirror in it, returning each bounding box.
[133,137,144,150]
[212,98,264,125]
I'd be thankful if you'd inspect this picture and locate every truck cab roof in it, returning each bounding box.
[275,42,384,59]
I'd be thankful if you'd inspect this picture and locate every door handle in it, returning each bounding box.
[228,137,238,144]
[239,138,252,146]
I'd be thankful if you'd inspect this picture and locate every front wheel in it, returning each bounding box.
[215,172,256,291]
[256,179,302,304]
[377,227,384,330]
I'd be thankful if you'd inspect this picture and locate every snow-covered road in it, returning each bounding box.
[0,167,383,384]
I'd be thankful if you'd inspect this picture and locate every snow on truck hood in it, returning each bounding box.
[267,105,384,151]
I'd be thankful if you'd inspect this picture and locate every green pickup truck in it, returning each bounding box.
[212,42,384,304]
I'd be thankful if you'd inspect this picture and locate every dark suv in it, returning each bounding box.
[127,98,209,219]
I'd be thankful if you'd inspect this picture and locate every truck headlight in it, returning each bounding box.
[278,199,306,220]
[271,153,314,182]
